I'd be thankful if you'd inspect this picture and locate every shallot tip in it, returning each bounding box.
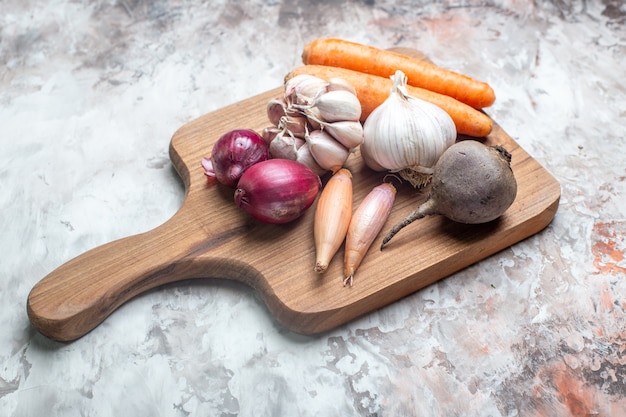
[343,274,354,287]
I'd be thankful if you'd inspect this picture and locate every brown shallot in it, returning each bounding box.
[343,182,397,287]
[313,168,353,273]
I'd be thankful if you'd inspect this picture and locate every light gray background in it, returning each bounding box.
[2,1,625,416]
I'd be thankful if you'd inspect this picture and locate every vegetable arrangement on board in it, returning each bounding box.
[201,38,516,287]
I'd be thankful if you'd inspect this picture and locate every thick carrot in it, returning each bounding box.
[302,38,495,109]
[286,65,492,138]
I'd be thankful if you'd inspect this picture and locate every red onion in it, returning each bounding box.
[203,129,269,187]
[234,159,322,224]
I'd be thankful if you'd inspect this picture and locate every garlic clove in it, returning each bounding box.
[262,126,282,144]
[327,77,357,96]
[284,74,328,106]
[321,120,364,149]
[306,129,350,172]
[269,130,305,160]
[286,106,303,118]
[313,90,362,123]
[278,115,309,139]
[295,144,327,176]
[303,106,323,130]
[267,97,288,127]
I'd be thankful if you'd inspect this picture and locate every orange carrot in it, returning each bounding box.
[302,38,496,109]
[286,65,492,138]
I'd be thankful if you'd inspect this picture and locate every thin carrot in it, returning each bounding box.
[302,38,496,109]
[286,65,493,137]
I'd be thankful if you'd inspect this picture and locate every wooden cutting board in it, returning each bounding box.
[27,87,561,342]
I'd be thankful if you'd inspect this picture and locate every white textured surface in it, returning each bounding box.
[2,1,626,416]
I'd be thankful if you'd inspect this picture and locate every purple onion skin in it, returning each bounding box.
[234,159,322,224]
[209,129,269,187]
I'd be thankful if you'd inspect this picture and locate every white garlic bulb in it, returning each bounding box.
[361,70,457,187]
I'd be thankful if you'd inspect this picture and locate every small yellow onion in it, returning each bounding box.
[361,70,457,188]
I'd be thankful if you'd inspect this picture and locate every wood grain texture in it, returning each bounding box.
[27,87,561,342]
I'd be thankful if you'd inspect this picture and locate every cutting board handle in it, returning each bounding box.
[26,206,256,342]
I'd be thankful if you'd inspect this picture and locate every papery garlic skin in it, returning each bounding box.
[327,77,357,95]
[267,74,362,174]
[321,120,364,149]
[285,74,328,106]
[278,115,308,139]
[361,70,457,187]
[306,129,350,172]
[313,90,362,123]
[262,126,281,144]
[269,131,304,160]
[267,97,288,126]
[295,143,327,176]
